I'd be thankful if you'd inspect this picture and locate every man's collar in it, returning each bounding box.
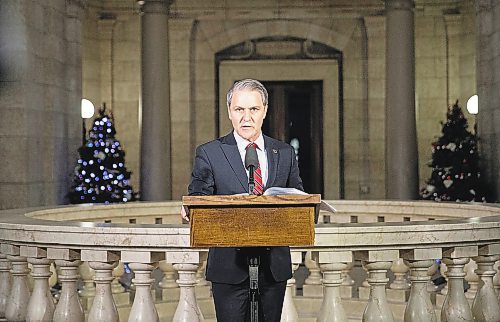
[233,131,264,150]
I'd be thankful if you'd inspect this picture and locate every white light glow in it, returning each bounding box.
[81,99,95,119]
[466,95,478,115]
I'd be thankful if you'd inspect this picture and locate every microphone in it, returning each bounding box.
[245,144,259,195]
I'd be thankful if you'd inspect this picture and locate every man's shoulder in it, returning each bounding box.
[196,134,231,151]
[264,135,293,151]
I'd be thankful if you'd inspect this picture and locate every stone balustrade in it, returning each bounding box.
[0,201,499,322]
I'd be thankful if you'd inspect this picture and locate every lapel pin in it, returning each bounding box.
[273,149,278,154]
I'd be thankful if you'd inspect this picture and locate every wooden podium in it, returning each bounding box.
[182,194,320,247]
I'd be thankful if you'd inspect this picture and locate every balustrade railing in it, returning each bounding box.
[0,201,499,322]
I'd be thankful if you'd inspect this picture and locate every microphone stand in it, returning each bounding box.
[245,145,260,321]
[248,166,255,195]
[247,165,259,322]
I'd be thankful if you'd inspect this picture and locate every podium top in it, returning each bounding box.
[182,194,321,207]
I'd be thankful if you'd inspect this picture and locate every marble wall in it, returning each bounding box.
[0,0,83,209]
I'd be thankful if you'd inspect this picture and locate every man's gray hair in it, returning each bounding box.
[226,79,268,108]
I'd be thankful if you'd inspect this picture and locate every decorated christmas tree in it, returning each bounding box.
[420,101,488,202]
[68,105,138,204]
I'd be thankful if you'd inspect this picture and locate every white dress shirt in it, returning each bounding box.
[233,131,269,187]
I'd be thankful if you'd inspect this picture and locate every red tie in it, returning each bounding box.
[247,143,264,195]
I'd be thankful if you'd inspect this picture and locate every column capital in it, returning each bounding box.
[140,0,173,14]
[385,0,415,11]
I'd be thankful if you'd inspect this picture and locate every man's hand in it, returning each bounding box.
[181,205,190,222]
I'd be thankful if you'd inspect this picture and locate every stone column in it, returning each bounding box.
[5,255,30,321]
[53,259,84,322]
[475,0,500,201]
[471,255,500,322]
[384,0,419,199]
[0,253,11,319]
[140,0,172,200]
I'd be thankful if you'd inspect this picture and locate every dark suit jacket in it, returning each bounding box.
[188,132,304,284]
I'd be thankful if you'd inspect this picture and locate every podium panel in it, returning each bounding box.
[183,194,320,247]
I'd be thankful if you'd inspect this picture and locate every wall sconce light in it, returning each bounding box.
[81,98,95,145]
[466,94,478,115]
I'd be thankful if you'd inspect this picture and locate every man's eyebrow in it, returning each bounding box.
[232,105,261,109]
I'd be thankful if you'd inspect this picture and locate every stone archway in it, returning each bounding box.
[189,20,356,198]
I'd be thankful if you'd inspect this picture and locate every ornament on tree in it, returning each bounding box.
[68,104,138,204]
[420,100,488,202]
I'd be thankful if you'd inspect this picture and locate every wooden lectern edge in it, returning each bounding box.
[182,194,321,207]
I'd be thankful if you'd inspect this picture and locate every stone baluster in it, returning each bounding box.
[88,261,119,322]
[315,251,351,322]
[401,247,441,322]
[78,261,96,310]
[122,250,164,322]
[281,251,301,322]
[25,253,55,322]
[48,262,58,294]
[53,259,84,322]
[493,260,500,302]
[464,258,479,300]
[440,260,449,295]
[5,254,30,321]
[196,260,209,286]
[304,251,322,285]
[471,252,500,322]
[169,250,206,322]
[128,262,159,322]
[390,258,410,289]
[158,260,179,301]
[341,261,355,287]
[0,253,11,319]
[426,260,439,292]
[303,251,323,298]
[112,262,126,294]
[79,261,96,297]
[404,259,437,322]
[363,261,395,322]
[441,257,474,321]
[195,260,211,299]
[359,250,398,322]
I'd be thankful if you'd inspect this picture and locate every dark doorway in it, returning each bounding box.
[262,81,323,195]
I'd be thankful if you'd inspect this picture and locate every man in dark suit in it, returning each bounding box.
[185,79,303,322]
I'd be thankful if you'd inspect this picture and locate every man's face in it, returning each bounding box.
[228,89,268,142]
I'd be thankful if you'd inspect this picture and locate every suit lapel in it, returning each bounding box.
[220,133,248,191]
[265,135,279,188]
